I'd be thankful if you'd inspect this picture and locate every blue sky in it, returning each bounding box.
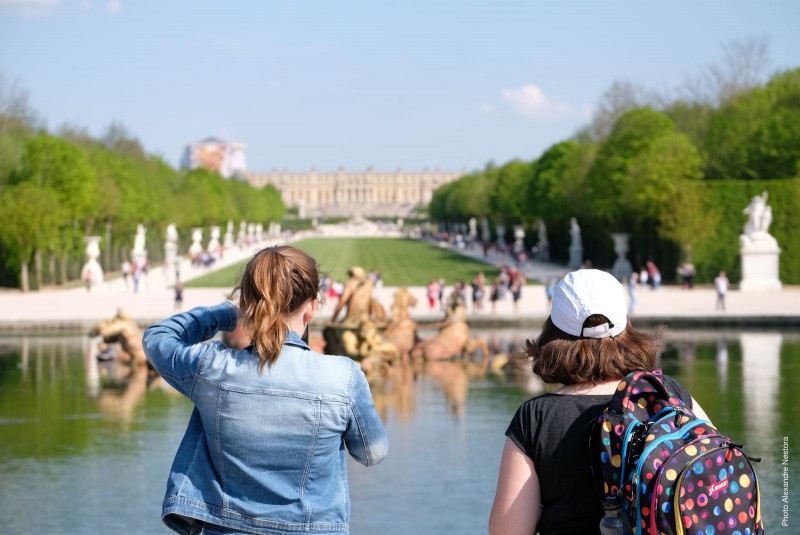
[1,1,798,173]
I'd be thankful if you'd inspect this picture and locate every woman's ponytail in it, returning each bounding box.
[236,246,319,371]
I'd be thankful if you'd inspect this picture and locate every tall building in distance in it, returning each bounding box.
[246,166,466,218]
[181,137,248,179]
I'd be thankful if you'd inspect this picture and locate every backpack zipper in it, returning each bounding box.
[617,406,680,496]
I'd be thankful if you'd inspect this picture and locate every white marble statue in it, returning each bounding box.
[131,224,147,267]
[81,236,104,289]
[536,221,549,261]
[742,191,771,236]
[247,223,256,245]
[224,221,235,249]
[189,228,204,258]
[496,225,506,248]
[481,217,491,244]
[568,217,583,269]
[165,224,179,282]
[513,225,525,254]
[739,190,781,291]
[238,221,247,247]
[208,226,221,259]
[570,218,581,246]
[468,217,478,243]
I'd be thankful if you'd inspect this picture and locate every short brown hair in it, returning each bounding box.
[525,314,663,385]
[235,246,319,370]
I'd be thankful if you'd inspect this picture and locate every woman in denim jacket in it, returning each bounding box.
[143,246,388,535]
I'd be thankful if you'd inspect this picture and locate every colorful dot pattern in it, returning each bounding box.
[591,370,764,535]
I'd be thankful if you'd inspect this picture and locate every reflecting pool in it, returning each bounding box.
[0,329,798,534]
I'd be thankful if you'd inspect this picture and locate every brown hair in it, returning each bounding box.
[235,246,319,370]
[525,314,663,385]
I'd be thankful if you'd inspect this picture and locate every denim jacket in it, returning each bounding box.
[142,302,388,535]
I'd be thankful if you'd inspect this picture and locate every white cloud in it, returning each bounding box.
[500,84,586,121]
[0,0,61,18]
[104,0,121,15]
[481,103,495,116]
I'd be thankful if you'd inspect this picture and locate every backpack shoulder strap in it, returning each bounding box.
[607,369,674,418]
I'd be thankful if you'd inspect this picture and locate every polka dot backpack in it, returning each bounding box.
[590,369,764,534]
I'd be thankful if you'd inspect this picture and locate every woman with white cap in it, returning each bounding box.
[488,269,709,535]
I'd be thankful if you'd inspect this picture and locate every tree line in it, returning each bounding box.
[429,61,800,284]
[0,85,284,291]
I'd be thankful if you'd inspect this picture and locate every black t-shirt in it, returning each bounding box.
[505,376,692,535]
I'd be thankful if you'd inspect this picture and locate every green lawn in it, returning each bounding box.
[185,238,501,288]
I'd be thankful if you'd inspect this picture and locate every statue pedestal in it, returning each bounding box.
[568,245,583,270]
[739,235,782,291]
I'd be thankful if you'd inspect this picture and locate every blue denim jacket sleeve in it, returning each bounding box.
[344,361,389,467]
[142,301,238,397]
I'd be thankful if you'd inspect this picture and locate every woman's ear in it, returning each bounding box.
[302,299,318,324]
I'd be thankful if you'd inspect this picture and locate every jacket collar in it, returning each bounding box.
[284,330,310,350]
[243,330,311,352]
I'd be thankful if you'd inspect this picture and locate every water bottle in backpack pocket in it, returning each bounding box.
[590,369,765,534]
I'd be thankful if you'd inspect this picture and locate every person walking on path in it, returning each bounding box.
[121,260,131,289]
[679,261,696,289]
[544,277,556,307]
[490,278,503,314]
[714,271,729,311]
[471,272,486,313]
[427,279,439,309]
[142,246,388,535]
[489,269,709,535]
[646,260,661,290]
[510,272,524,313]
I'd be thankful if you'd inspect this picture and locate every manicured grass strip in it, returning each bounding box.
[184,238,501,288]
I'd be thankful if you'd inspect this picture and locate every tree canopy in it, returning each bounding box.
[430,67,800,283]
[0,108,285,289]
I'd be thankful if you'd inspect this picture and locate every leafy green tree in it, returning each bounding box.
[0,76,39,186]
[429,180,456,221]
[16,134,98,224]
[586,107,675,228]
[257,184,286,222]
[627,132,709,259]
[529,140,596,224]
[14,134,99,282]
[489,160,534,223]
[0,182,61,290]
[448,171,496,222]
[101,120,147,160]
[703,87,771,180]
[664,100,713,161]
[748,68,800,179]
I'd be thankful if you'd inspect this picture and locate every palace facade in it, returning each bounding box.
[246,167,465,217]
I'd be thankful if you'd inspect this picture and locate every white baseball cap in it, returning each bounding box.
[550,269,627,338]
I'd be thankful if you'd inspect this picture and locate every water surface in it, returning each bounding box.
[0,329,797,534]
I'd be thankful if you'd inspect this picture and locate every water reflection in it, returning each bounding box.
[0,329,798,534]
[716,337,729,393]
[741,332,782,451]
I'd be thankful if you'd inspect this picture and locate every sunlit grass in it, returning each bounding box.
[185,237,500,288]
